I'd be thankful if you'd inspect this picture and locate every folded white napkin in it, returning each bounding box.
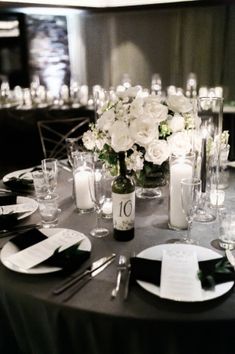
[6,229,84,270]
[0,203,34,215]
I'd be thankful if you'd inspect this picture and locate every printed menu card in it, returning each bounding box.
[160,249,202,301]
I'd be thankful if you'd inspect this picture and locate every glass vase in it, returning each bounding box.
[168,153,195,230]
[135,161,168,199]
[73,151,95,213]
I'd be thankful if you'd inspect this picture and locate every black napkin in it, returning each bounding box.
[3,167,41,192]
[130,256,235,291]
[0,193,17,205]
[0,192,18,230]
[11,228,91,272]
[4,177,34,191]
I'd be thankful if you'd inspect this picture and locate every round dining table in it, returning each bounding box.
[0,166,235,354]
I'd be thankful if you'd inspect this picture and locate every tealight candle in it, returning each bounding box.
[102,199,113,216]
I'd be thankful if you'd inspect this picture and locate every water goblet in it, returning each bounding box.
[89,168,109,238]
[41,158,58,193]
[180,177,201,244]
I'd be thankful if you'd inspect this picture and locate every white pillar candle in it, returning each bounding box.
[169,162,193,229]
[74,169,94,210]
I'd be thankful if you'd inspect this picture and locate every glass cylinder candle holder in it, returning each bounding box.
[73,152,95,213]
[168,152,195,230]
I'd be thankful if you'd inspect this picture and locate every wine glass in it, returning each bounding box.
[89,167,109,238]
[41,158,58,193]
[65,138,79,168]
[180,177,201,244]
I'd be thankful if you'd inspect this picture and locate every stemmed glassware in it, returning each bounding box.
[89,167,109,238]
[180,177,201,244]
[65,138,79,168]
[41,158,58,194]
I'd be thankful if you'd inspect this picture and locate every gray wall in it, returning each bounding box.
[76,4,235,100]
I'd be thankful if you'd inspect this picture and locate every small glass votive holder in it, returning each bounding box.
[219,210,235,250]
[37,193,60,228]
[101,166,113,219]
[210,189,225,208]
[32,170,48,197]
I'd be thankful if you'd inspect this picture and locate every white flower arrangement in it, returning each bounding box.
[82,86,196,175]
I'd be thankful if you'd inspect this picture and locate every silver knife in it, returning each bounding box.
[53,253,116,295]
[226,249,235,269]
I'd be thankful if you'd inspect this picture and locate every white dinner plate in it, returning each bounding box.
[3,167,34,184]
[137,244,234,302]
[0,228,92,274]
[16,196,38,220]
[0,196,38,220]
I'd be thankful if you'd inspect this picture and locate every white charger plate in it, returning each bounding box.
[137,244,234,302]
[0,228,92,274]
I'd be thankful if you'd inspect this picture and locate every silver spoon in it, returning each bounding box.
[111,255,127,299]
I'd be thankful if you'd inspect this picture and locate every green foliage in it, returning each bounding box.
[98,144,119,175]
[198,258,233,290]
[135,160,169,188]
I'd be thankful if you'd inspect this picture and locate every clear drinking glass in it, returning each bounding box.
[41,158,58,193]
[37,193,60,228]
[219,209,235,250]
[180,177,201,244]
[32,169,49,197]
[89,168,109,238]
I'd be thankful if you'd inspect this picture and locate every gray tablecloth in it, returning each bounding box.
[0,168,235,354]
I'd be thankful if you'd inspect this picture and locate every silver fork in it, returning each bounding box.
[111,255,127,299]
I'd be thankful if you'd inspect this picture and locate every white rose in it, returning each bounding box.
[129,97,144,118]
[126,150,144,171]
[109,121,134,152]
[97,109,115,131]
[145,139,170,165]
[96,136,107,151]
[144,97,168,123]
[167,113,185,133]
[126,86,142,97]
[82,130,96,150]
[167,131,192,155]
[130,116,158,147]
[167,95,192,113]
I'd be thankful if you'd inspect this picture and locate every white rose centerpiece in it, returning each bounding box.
[82,87,196,198]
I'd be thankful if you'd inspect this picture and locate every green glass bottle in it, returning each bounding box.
[112,152,135,241]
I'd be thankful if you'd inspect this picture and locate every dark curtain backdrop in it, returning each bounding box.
[81,4,235,101]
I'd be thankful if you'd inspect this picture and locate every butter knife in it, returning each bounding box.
[226,249,235,269]
[53,253,116,295]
